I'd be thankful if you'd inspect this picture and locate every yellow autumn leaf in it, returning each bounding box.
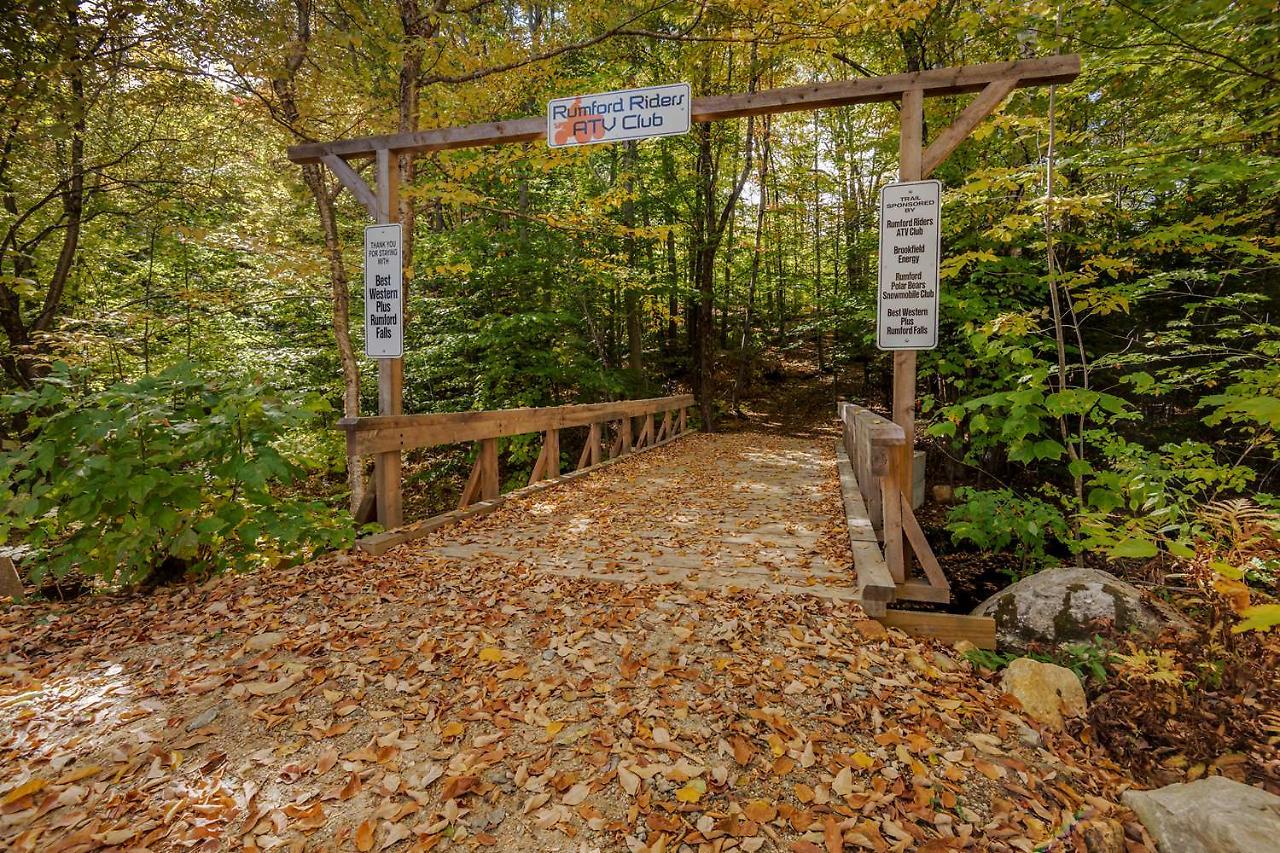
[441,721,465,739]
[851,751,875,769]
[767,733,785,757]
[675,780,705,803]
[478,646,503,662]
[56,765,102,784]
[545,720,565,737]
[1,778,45,806]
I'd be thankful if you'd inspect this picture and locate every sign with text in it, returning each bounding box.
[877,180,941,350]
[547,83,691,148]
[364,223,403,359]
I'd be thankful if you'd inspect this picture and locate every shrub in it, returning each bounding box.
[0,362,354,587]
[946,486,1071,578]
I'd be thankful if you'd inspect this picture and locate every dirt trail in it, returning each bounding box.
[0,432,1152,851]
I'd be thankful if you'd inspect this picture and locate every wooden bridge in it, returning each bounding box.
[339,395,995,647]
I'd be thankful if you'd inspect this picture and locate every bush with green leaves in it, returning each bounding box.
[946,486,1071,578]
[0,363,354,587]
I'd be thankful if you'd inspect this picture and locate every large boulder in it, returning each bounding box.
[973,565,1184,649]
[1000,657,1087,730]
[1122,776,1280,853]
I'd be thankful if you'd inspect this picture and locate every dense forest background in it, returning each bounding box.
[1,0,1277,594]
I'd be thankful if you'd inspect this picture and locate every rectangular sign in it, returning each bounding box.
[364,223,403,359]
[877,180,941,350]
[547,83,691,148]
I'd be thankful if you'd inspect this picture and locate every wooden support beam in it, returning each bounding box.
[373,146,404,530]
[656,411,672,443]
[881,466,906,584]
[885,87,924,582]
[528,440,548,485]
[679,407,687,434]
[620,417,633,456]
[640,413,655,449]
[458,448,484,510]
[479,437,499,500]
[577,422,601,470]
[900,494,949,594]
[321,154,378,218]
[544,428,559,478]
[893,581,952,604]
[836,443,896,608]
[878,610,997,649]
[922,77,1020,177]
[287,56,1079,164]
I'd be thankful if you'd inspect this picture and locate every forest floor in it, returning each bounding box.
[0,419,1157,852]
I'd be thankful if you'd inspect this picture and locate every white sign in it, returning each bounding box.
[877,180,941,350]
[547,83,691,148]
[364,223,403,359]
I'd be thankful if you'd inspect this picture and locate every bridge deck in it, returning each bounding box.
[411,431,865,604]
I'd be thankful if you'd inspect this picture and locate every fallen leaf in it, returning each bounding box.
[675,779,705,803]
[832,767,854,796]
[355,817,375,851]
[562,782,590,805]
[617,765,640,796]
[55,765,101,785]
[1,778,45,806]
[744,799,776,823]
[315,748,338,775]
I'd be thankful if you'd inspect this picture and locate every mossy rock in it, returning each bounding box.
[972,566,1187,650]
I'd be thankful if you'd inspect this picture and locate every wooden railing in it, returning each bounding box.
[339,394,695,554]
[836,401,949,608]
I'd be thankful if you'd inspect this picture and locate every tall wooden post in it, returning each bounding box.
[889,88,924,579]
[374,147,404,529]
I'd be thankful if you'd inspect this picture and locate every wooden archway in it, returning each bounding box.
[287,55,1081,587]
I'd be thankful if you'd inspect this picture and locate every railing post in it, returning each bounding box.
[887,87,924,580]
[881,458,906,584]
[373,146,404,529]
[545,428,559,478]
[620,417,632,455]
[480,438,499,500]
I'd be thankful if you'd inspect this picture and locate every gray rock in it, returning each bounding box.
[972,566,1186,649]
[1015,723,1042,749]
[185,705,220,731]
[1122,776,1280,853]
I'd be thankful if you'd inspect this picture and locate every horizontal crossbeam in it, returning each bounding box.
[287,55,1080,164]
[339,394,695,457]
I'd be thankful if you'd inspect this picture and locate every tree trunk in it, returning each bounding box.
[302,164,365,513]
[733,115,770,413]
[271,0,366,514]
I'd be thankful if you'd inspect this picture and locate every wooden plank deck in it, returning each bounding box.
[405,432,864,603]
[394,430,995,646]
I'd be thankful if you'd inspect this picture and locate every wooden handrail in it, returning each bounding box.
[339,395,695,457]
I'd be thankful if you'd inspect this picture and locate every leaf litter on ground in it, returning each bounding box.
[0,433,1151,850]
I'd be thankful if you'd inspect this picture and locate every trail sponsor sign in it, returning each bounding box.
[548,83,691,148]
[877,180,941,350]
[364,223,403,358]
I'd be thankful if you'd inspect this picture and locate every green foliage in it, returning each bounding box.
[963,637,1117,684]
[0,363,354,587]
[946,487,1070,578]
